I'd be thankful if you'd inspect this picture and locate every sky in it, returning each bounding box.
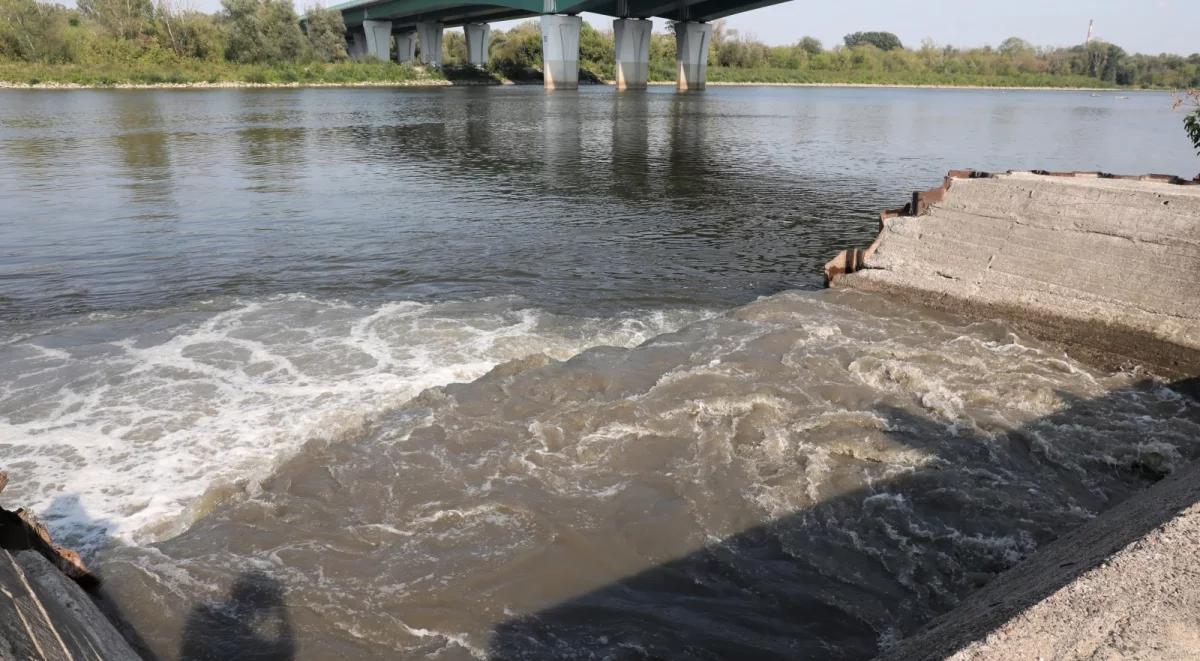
[186,0,1199,55]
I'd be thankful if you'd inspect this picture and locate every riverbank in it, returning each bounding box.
[0,60,473,88]
[0,60,1156,91]
[0,78,1155,92]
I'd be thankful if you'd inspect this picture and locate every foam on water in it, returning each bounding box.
[0,293,710,549]
[90,289,1200,660]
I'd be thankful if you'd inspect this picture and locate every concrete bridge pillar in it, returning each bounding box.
[348,30,367,61]
[395,31,417,63]
[464,23,491,67]
[613,18,651,90]
[674,21,711,91]
[417,21,444,67]
[540,15,582,90]
[362,20,392,61]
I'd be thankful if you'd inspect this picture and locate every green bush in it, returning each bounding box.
[302,6,346,62]
[1181,90,1200,155]
[844,31,902,52]
[488,20,540,80]
[579,21,613,80]
[0,0,74,62]
[222,0,304,64]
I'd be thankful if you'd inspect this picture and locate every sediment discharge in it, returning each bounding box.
[827,170,1200,659]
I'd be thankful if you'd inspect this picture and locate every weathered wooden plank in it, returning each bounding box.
[0,550,139,661]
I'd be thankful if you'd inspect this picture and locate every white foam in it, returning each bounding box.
[0,294,708,550]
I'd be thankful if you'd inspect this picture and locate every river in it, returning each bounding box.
[1,85,1198,659]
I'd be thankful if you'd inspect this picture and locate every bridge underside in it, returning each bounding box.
[326,0,788,91]
[335,0,786,29]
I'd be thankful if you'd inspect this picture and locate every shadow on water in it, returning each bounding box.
[178,571,295,661]
[488,377,1200,660]
[39,495,295,661]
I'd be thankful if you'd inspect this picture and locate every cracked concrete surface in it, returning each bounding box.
[832,172,1200,377]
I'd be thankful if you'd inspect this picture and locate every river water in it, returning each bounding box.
[2,86,1198,659]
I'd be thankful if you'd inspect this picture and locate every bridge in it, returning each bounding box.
[325,0,788,90]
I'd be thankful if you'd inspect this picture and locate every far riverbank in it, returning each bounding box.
[1,79,1159,92]
[0,60,1171,92]
[0,77,1164,93]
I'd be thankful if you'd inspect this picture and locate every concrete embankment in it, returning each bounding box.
[876,437,1200,661]
[827,170,1200,659]
[826,170,1200,377]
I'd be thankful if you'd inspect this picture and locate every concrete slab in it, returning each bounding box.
[828,171,1200,377]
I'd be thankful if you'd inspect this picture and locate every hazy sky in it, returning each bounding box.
[188,0,1198,55]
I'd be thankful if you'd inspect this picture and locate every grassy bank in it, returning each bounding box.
[0,60,452,87]
[696,66,1119,88]
[1,60,1138,90]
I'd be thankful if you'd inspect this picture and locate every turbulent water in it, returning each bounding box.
[95,291,1200,660]
[2,86,1199,659]
[0,295,706,547]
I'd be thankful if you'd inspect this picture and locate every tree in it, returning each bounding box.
[798,36,822,55]
[221,0,305,64]
[442,29,466,64]
[1187,109,1200,155]
[488,20,541,79]
[844,31,902,51]
[578,21,614,80]
[303,5,346,62]
[998,37,1032,55]
[0,0,74,62]
[715,33,769,68]
[155,2,227,61]
[77,0,154,39]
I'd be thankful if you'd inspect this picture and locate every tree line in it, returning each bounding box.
[0,0,350,65]
[2,0,1199,90]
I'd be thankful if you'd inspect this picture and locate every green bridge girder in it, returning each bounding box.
[330,0,787,29]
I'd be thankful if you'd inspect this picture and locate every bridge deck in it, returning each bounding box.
[330,0,786,28]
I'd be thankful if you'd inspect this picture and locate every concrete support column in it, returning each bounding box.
[464,23,491,67]
[540,15,582,90]
[362,20,392,61]
[348,30,367,61]
[417,21,443,67]
[395,31,417,63]
[613,18,651,90]
[674,21,711,91]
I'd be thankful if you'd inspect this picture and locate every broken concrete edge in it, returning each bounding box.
[0,471,100,591]
[821,168,1200,378]
[823,168,1200,286]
